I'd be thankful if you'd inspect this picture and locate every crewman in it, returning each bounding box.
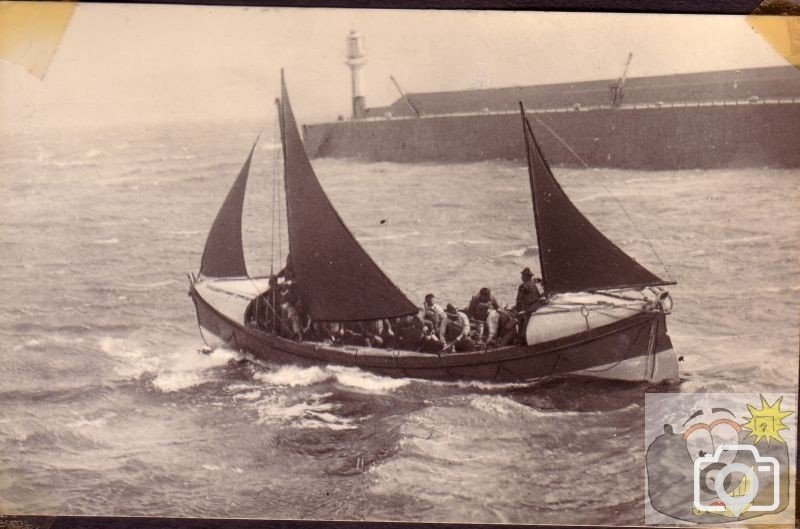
[422,293,447,342]
[515,267,544,343]
[279,273,303,341]
[244,275,280,332]
[486,307,518,347]
[313,321,343,344]
[466,287,500,344]
[442,304,475,352]
[393,315,425,351]
[360,319,395,348]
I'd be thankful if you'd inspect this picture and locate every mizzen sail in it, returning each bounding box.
[279,73,418,321]
[199,143,256,278]
[521,109,670,294]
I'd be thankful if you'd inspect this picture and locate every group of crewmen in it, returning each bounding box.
[245,266,545,353]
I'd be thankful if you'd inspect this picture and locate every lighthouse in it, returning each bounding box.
[346,30,367,119]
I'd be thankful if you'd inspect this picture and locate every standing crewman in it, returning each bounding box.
[515,267,544,344]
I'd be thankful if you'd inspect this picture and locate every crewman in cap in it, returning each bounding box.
[515,267,544,344]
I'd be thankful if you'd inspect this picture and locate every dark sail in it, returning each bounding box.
[521,109,671,294]
[279,74,418,321]
[199,144,255,278]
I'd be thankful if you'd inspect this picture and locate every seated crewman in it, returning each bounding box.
[422,293,447,342]
[442,304,475,353]
[466,287,500,344]
[486,307,518,347]
[393,315,425,351]
[360,319,395,348]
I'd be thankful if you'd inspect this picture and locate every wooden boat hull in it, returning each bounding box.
[189,282,679,384]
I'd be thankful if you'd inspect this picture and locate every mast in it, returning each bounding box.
[519,102,548,294]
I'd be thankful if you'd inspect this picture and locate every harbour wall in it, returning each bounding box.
[303,99,800,169]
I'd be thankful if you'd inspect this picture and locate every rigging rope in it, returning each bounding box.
[529,112,674,283]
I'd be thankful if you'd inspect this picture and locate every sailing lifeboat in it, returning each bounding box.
[188,74,680,384]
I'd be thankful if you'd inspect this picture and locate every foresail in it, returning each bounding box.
[199,143,256,278]
[522,110,670,294]
[279,74,418,321]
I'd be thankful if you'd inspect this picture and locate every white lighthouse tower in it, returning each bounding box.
[346,30,367,119]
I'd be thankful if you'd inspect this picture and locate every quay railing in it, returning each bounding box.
[349,97,800,123]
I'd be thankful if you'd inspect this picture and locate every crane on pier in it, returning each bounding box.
[609,53,633,108]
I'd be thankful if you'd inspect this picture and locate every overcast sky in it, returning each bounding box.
[0,4,789,130]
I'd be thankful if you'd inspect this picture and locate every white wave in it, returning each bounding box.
[329,365,409,393]
[720,235,769,245]
[67,412,116,430]
[84,148,102,159]
[253,392,356,430]
[93,238,119,245]
[446,239,493,246]
[498,246,538,257]
[118,279,181,290]
[225,383,260,392]
[761,284,800,293]
[358,230,420,242]
[254,365,331,387]
[202,464,222,471]
[51,159,99,169]
[430,378,534,391]
[232,390,262,401]
[101,337,161,379]
[164,229,204,237]
[152,346,240,393]
[100,337,240,392]
[470,395,576,418]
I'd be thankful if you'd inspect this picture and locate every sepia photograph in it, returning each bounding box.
[1,2,798,526]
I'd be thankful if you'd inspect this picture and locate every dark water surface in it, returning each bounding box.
[1,121,797,523]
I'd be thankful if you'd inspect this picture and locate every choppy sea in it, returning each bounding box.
[1,119,798,523]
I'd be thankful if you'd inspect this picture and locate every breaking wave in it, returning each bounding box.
[253,364,409,394]
[99,337,241,392]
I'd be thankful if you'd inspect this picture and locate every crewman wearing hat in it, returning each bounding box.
[443,303,475,352]
[515,267,544,344]
[515,267,543,313]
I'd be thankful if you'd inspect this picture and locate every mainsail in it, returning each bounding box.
[279,73,418,321]
[199,143,256,278]
[521,109,671,294]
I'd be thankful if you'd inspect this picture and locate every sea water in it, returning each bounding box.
[0,120,798,523]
